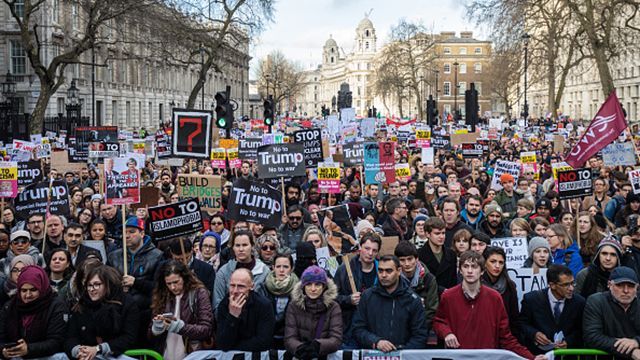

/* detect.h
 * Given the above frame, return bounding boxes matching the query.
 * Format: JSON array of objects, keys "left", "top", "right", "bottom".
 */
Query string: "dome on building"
[
  {"left": 357, "top": 17, "right": 374, "bottom": 31},
  {"left": 325, "top": 36, "right": 337, "bottom": 47}
]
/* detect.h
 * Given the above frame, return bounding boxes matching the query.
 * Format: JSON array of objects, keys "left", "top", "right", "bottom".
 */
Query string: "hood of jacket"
[
  {"left": 6, "top": 246, "right": 41, "bottom": 260},
  {"left": 460, "top": 209, "right": 484, "bottom": 225},
  {"left": 291, "top": 278, "right": 338, "bottom": 309}
]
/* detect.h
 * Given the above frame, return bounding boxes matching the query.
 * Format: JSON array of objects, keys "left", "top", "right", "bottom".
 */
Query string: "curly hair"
[{"left": 151, "top": 260, "right": 205, "bottom": 315}]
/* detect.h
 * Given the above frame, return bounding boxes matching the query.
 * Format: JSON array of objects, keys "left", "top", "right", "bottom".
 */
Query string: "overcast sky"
[{"left": 248, "top": 0, "right": 482, "bottom": 79}]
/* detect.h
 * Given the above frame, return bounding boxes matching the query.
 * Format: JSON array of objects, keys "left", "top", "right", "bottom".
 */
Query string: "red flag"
[{"left": 565, "top": 91, "right": 627, "bottom": 168}]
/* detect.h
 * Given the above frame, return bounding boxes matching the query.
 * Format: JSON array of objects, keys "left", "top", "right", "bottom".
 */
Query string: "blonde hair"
[{"left": 302, "top": 226, "right": 327, "bottom": 247}]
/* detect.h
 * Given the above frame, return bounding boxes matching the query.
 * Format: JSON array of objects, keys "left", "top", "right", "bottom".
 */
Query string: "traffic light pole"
[{"left": 225, "top": 85, "right": 231, "bottom": 139}]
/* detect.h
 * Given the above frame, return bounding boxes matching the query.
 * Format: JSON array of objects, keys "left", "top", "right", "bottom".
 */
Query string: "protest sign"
[
  {"left": 416, "top": 128, "right": 431, "bottom": 148},
  {"left": 226, "top": 148, "right": 241, "bottom": 169},
  {"left": 360, "top": 118, "right": 376, "bottom": 138},
  {"left": 379, "top": 236, "right": 400, "bottom": 257},
  {"left": 317, "top": 163, "right": 341, "bottom": 193},
  {"left": 103, "top": 157, "right": 140, "bottom": 205},
  {"left": 490, "top": 160, "right": 521, "bottom": 190},
  {"left": 238, "top": 137, "right": 262, "bottom": 161},
  {"left": 431, "top": 135, "right": 451, "bottom": 150},
  {"left": 156, "top": 129, "right": 172, "bottom": 158},
  {"left": 343, "top": 143, "right": 364, "bottom": 167},
  {"left": 131, "top": 187, "right": 160, "bottom": 210},
  {"left": 256, "top": 143, "right": 306, "bottom": 179},
  {"left": 72, "top": 126, "right": 119, "bottom": 162},
  {"left": 557, "top": 168, "right": 593, "bottom": 200},
  {"left": 177, "top": 174, "right": 223, "bottom": 211},
  {"left": 553, "top": 135, "right": 565, "bottom": 154},
  {"left": 508, "top": 268, "right": 548, "bottom": 310},
  {"left": 451, "top": 132, "right": 479, "bottom": 146},
  {"left": 17, "top": 161, "right": 43, "bottom": 187},
  {"left": 34, "top": 139, "right": 51, "bottom": 159},
  {"left": 52, "top": 150, "right": 84, "bottom": 173},
  {"left": 340, "top": 108, "right": 356, "bottom": 124},
  {"left": 421, "top": 147, "right": 435, "bottom": 165},
  {"left": 0, "top": 161, "right": 18, "bottom": 198},
  {"left": 172, "top": 109, "right": 212, "bottom": 158},
  {"left": 520, "top": 151, "right": 537, "bottom": 164},
  {"left": 461, "top": 143, "right": 483, "bottom": 158},
  {"left": 14, "top": 180, "right": 70, "bottom": 219},
  {"left": 630, "top": 169, "right": 640, "bottom": 194},
  {"left": 395, "top": 163, "right": 411, "bottom": 182},
  {"left": 227, "top": 178, "right": 282, "bottom": 228},
  {"left": 491, "top": 237, "right": 528, "bottom": 268},
  {"left": 601, "top": 142, "right": 636, "bottom": 166},
  {"left": 219, "top": 138, "right": 239, "bottom": 149},
  {"left": 294, "top": 128, "right": 323, "bottom": 167},
  {"left": 364, "top": 142, "right": 396, "bottom": 184},
  {"left": 316, "top": 246, "right": 339, "bottom": 277},
  {"left": 149, "top": 198, "right": 203, "bottom": 241},
  {"left": 210, "top": 148, "right": 227, "bottom": 169},
  {"left": 88, "top": 142, "right": 120, "bottom": 159}
]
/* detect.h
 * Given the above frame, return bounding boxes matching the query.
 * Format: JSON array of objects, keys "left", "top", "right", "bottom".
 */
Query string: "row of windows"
[
  {"left": 442, "top": 62, "right": 482, "bottom": 74},
  {"left": 442, "top": 81, "right": 482, "bottom": 96},
  {"left": 443, "top": 47, "right": 483, "bottom": 55}
]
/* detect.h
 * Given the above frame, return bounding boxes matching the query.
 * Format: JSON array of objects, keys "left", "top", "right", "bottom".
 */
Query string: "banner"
[
  {"left": 17, "top": 160, "right": 43, "bottom": 187},
  {"left": 490, "top": 160, "right": 520, "bottom": 190},
  {"left": 294, "top": 128, "right": 323, "bottom": 167},
  {"left": 0, "top": 161, "right": 18, "bottom": 198},
  {"left": 601, "top": 142, "right": 636, "bottom": 166},
  {"left": 364, "top": 142, "right": 396, "bottom": 184},
  {"left": 256, "top": 143, "right": 306, "bottom": 179},
  {"left": 88, "top": 142, "right": 120, "bottom": 159},
  {"left": 565, "top": 91, "right": 627, "bottom": 168},
  {"left": 14, "top": 180, "right": 70, "bottom": 220},
  {"left": 227, "top": 178, "right": 282, "bottom": 228},
  {"left": 508, "top": 268, "right": 548, "bottom": 310},
  {"left": 176, "top": 174, "right": 223, "bottom": 212},
  {"left": 238, "top": 137, "right": 263, "bottom": 161},
  {"left": 317, "top": 163, "right": 341, "bottom": 194},
  {"left": 630, "top": 169, "right": 640, "bottom": 194},
  {"left": 461, "top": 143, "right": 483, "bottom": 158},
  {"left": 149, "top": 198, "right": 203, "bottom": 241},
  {"left": 104, "top": 157, "right": 140, "bottom": 205},
  {"left": 490, "top": 237, "right": 528, "bottom": 268},
  {"left": 210, "top": 148, "right": 227, "bottom": 169},
  {"left": 71, "top": 126, "right": 119, "bottom": 162},
  {"left": 343, "top": 143, "right": 364, "bottom": 167},
  {"left": 395, "top": 163, "right": 411, "bottom": 182},
  {"left": 172, "top": 109, "right": 212, "bottom": 158},
  {"left": 558, "top": 168, "right": 593, "bottom": 200}
]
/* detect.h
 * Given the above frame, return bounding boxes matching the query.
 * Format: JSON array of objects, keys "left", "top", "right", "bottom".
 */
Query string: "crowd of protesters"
[{"left": 1, "top": 116, "right": 640, "bottom": 360}]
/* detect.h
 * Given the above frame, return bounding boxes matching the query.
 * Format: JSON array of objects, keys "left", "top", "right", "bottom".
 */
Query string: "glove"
[
  {"left": 151, "top": 319, "right": 167, "bottom": 335},
  {"left": 309, "top": 340, "right": 320, "bottom": 358},
  {"left": 167, "top": 319, "right": 185, "bottom": 334},
  {"left": 294, "top": 342, "right": 315, "bottom": 360}
]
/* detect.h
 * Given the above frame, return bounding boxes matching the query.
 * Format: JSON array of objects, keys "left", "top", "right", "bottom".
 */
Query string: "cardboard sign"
[
  {"left": 364, "top": 142, "right": 396, "bottom": 184},
  {"left": 343, "top": 143, "right": 364, "bottom": 167},
  {"left": 557, "top": 168, "right": 593, "bottom": 200},
  {"left": 490, "top": 237, "right": 528, "bottom": 268},
  {"left": 14, "top": 180, "right": 70, "bottom": 220},
  {"left": 149, "top": 198, "right": 203, "bottom": 241},
  {"left": 238, "top": 137, "right": 262, "bottom": 161},
  {"left": 176, "top": 174, "right": 223, "bottom": 212},
  {"left": 601, "top": 142, "right": 636, "bottom": 166},
  {"left": 317, "top": 163, "right": 341, "bottom": 194},
  {"left": 256, "top": 143, "right": 306, "bottom": 179},
  {"left": 17, "top": 161, "right": 43, "bottom": 187},
  {"left": 491, "top": 160, "right": 521, "bottom": 190},
  {"left": 553, "top": 135, "right": 565, "bottom": 154},
  {"left": 395, "top": 163, "right": 411, "bottom": 182},
  {"left": 379, "top": 236, "right": 400, "bottom": 256},
  {"left": 461, "top": 143, "right": 483, "bottom": 158},
  {"left": 227, "top": 178, "right": 282, "bottom": 228},
  {"left": 0, "top": 161, "right": 18, "bottom": 198},
  {"left": 508, "top": 268, "right": 548, "bottom": 310},
  {"left": 131, "top": 187, "right": 160, "bottom": 210},
  {"left": 103, "top": 157, "right": 140, "bottom": 205},
  {"left": 294, "top": 128, "right": 323, "bottom": 168},
  {"left": 51, "top": 150, "right": 84, "bottom": 173},
  {"left": 451, "top": 132, "right": 479, "bottom": 146},
  {"left": 172, "top": 109, "right": 212, "bottom": 158}
]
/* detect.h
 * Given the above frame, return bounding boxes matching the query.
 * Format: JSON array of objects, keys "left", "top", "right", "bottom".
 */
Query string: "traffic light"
[
  {"left": 214, "top": 90, "right": 233, "bottom": 129},
  {"left": 427, "top": 95, "right": 435, "bottom": 127},
  {"left": 465, "top": 83, "right": 479, "bottom": 132},
  {"left": 263, "top": 97, "right": 274, "bottom": 126}
]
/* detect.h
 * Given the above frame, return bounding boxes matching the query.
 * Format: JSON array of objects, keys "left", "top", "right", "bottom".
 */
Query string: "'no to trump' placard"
[
  {"left": 227, "top": 178, "right": 282, "bottom": 228},
  {"left": 257, "top": 143, "right": 306, "bottom": 179}
]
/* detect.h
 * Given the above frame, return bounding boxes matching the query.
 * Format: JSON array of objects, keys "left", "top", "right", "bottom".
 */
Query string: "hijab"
[{"left": 7, "top": 266, "right": 54, "bottom": 341}]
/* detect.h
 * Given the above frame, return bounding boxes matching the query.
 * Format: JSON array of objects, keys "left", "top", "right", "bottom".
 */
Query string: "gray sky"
[{"left": 249, "top": 0, "right": 481, "bottom": 79}]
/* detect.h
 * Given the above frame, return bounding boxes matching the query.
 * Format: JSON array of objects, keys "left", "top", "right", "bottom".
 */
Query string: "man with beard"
[
  {"left": 381, "top": 198, "right": 412, "bottom": 241},
  {"left": 285, "top": 183, "right": 311, "bottom": 222},
  {"left": 460, "top": 195, "right": 484, "bottom": 231},
  {"left": 100, "top": 203, "right": 123, "bottom": 244},
  {"left": 479, "top": 204, "right": 508, "bottom": 238},
  {"left": 352, "top": 255, "right": 428, "bottom": 350},
  {"left": 440, "top": 197, "right": 472, "bottom": 248},
  {"left": 158, "top": 173, "right": 175, "bottom": 197},
  {"left": 26, "top": 213, "right": 45, "bottom": 249},
  {"left": 278, "top": 205, "right": 311, "bottom": 250},
  {"left": 64, "top": 222, "right": 102, "bottom": 266},
  {"left": 78, "top": 167, "right": 92, "bottom": 188},
  {"left": 343, "top": 181, "right": 372, "bottom": 212}
]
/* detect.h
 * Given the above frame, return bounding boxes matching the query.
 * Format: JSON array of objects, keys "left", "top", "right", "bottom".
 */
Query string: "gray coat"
[
  {"left": 583, "top": 291, "right": 640, "bottom": 357},
  {"left": 212, "top": 258, "right": 270, "bottom": 311}
]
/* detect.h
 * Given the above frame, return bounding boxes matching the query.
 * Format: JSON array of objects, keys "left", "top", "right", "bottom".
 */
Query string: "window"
[
  {"left": 444, "top": 47, "right": 451, "bottom": 54},
  {"left": 51, "top": 0, "right": 59, "bottom": 23},
  {"left": 443, "top": 82, "right": 451, "bottom": 96},
  {"left": 459, "top": 82, "right": 466, "bottom": 93},
  {"left": 13, "top": 0, "right": 24, "bottom": 18},
  {"left": 476, "top": 82, "right": 482, "bottom": 96},
  {"left": 474, "top": 63, "right": 482, "bottom": 73},
  {"left": 459, "top": 47, "right": 467, "bottom": 55},
  {"left": 330, "top": 57, "right": 334, "bottom": 63},
  {"left": 365, "top": 42, "right": 369, "bottom": 50},
  {"left": 475, "top": 47, "right": 482, "bottom": 54},
  {"left": 444, "top": 63, "right": 451, "bottom": 74},
  {"left": 10, "top": 40, "right": 26, "bottom": 74},
  {"left": 72, "top": 3, "right": 79, "bottom": 29},
  {"left": 460, "top": 63, "right": 467, "bottom": 74}
]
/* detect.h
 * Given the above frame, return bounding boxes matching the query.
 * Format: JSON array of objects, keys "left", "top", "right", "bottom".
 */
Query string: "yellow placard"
[
  {"left": 395, "top": 163, "right": 411, "bottom": 181},
  {"left": 219, "top": 139, "right": 239, "bottom": 149},
  {"left": 226, "top": 148, "right": 239, "bottom": 160},
  {"left": 416, "top": 129, "right": 431, "bottom": 140},
  {"left": 0, "top": 166, "right": 17, "bottom": 180},
  {"left": 210, "top": 148, "right": 226, "bottom": 160},
  {"left": 318, "top": 165, "right": 340, "bottom": 180},
  {"left": 520, "top": 151, "right": 537, "bottom": 164}
]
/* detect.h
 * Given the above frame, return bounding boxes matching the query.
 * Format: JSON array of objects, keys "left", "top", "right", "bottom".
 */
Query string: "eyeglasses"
[
  {"left": 28, "top": 220, "right": 43, "bottom": 225},
  {"left": 261, "top": 245, "right": 276, "bottom": 251},
  {"left": 211, "top": 222, "right": 224, "bottom": 226},
  {"left": 10, "top": 267, "right": 23, "bottom": 274},
  {"left": 202, "top": 244, "right": 216, "bottom": 250},
  {"left": 11, "top": 238, "right": 29, "bottom": 245},
  {"left": 87, "top": 282, "right": 103, "bottom": 290},
  {"left": 555, "top": 281, "right": 576, "bottom": 288},
  {"left": 288, "top": 216, "right": 302, "bottom": 221}
]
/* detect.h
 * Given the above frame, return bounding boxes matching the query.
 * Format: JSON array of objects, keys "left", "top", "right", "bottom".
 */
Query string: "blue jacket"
[
  {"left": 460, "top": 209, "right": 484, "bottom": 231},
  {"left": 551, "top": 243, "right": 583, "bottom": 276},
  {"left": 351, "top": 279, "right": 428, "bottom": 349}
]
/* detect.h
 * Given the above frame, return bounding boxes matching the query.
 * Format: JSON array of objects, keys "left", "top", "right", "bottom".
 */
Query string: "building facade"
[{"left": 0, "top": 0, "right": 250, "bottom": 130}]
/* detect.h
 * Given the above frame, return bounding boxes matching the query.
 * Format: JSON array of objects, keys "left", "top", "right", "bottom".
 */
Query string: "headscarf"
[
  {"left": 3, "top": 255, "right": 36, "bottom": 295},
  {"left": 7, "top": 266, "right": 54, "bottom": 341}
]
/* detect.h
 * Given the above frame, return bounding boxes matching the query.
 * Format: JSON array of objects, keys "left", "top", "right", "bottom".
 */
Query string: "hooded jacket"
[
  {"left": 284, "top": 280, "right": 342, "bottom": 355},
  {"left": 460, "top": 209, "right": 484, "bottom": 231},
  {"left": 478, "top": 218, "right": 509, "bottom": 239},
  {"left": 551, "top": 242, "right": 583, "bottom": 277},
  {"left": 351, "top": 279, "right": 428, "bottom": 349},
  {"left": 576, "top": 243, "right": 621, "bottom": 298}
]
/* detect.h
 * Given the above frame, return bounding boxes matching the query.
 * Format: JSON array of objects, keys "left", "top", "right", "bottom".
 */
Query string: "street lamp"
[
  {"left": 419, "top": 75, "right": 424, "bottom": 120},
  {"left": 453, "top": 61, "right": 459, "bottom": 119},
  {"left": 66, "top": 79, "right": 82, "bottom": 131},
  {"left": 522, "top": 33, "right": 531, "bottom": 125}
]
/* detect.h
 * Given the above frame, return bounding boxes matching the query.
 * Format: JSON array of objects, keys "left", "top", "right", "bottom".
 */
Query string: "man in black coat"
[
  {"left": 517, "top": 264, "right": 585, "bottom": 354},
  {"left": 216, "top": 268, "right": 275, "bottom": 352},
  {"left": 417, "top": 217, "right": 458, "bottom": 294},
  {"left": 166, "top": 238, "right": 216, "bottom": 297}
]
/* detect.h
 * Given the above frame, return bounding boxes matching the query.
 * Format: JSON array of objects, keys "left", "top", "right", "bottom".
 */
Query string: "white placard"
[
  {"left": 490, "top": 237, "right": 528, "bottom": 269},
  {"left": 508, "top": 268, "right": 548, "bottom": 310}
]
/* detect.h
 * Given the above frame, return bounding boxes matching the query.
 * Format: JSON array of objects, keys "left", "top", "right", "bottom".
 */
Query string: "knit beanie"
[
  {"left": 485, "top": 203, "right": 503, "bottom": 217},
  {"left": 412, "top": 214, "right": 428, "bottom": 228},
  {"left": 356, "top": 219, "right": 375, "bottom": 239},
  {"left": 596, "top": 236, "right": 623, "bottom": 260},
  {"left": 300, "top": 265, "right": 328, "bottom": 286},
  {"left": 200, "top": 230, "right": 222, "bottom": 253},
  {"left": 527, "top": 236, "right": 551, "bottom": 258}
]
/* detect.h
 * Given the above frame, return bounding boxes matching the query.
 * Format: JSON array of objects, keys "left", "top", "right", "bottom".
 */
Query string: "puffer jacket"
[
  {"left": 284, "top": 280, "right": 342, "bottom": 356},
  {"left": 107, "top": 236, "right": 163, "bottom": 308},
  {"left": 351, "top": 279, "right": 428, "bottom": 349},
  {"left": 213, "top": 258, "right": 270, "bottom": 310},
  {"left": 0, "top": 247, "right": 46, "bottom": 275}
]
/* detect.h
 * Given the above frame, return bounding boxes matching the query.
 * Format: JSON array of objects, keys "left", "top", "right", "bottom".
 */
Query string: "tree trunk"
[
  {"left": 187, "top": 72, "right": 207, "bottom": 110},
  {"left": 30, "top": 83, "right": 55, "bottom": 135},
  {"left": 546, "top": 34, "right": 557, "bottom": 120},
  {"left": 397, "top": 91, "right": 404, "bottom": 118},
  {"left": 592, "top": 44, "right": 615, "bottom": 97}
]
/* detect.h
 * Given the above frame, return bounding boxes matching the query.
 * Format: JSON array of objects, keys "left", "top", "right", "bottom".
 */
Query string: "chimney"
[
  {"left": 439, "top": 31, "right": 456, "bottom": 39},
  {"left": 460, "top": 31, "right": 474, "bottom": 39}
]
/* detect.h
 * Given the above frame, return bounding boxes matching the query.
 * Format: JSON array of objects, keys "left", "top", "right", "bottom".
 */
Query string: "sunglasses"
[
  {"left": 211, "top": 222, "right": 224, "bottom": 226},
  {"left": 261, "top": 245, "right": 276, "bottom": 251},
  {"left": 11, "top": 238, "right": 29, "bottom": 245},
  {"left": 289, "top": 216, "right": 302, "bottom": 221}
]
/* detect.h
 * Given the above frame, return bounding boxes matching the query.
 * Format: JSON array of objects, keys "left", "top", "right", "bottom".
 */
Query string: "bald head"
[{"left": 229, "top": 268, "right": 254, "bottom": 299}]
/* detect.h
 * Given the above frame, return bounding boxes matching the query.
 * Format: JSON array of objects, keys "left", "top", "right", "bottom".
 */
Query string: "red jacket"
[{"left": 433, "top": 284, "right": 534, "bottom": 359}]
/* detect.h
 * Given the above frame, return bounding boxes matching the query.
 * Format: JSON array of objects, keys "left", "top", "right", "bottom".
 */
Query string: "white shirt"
[{"left": 548, "top": 289, "right": 565, "bottom": 315}]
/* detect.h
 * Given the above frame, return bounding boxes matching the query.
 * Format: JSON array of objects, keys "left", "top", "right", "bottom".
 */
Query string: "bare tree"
[
  {"left": 484, "top": 45, "right": 522, "bottom": 119},
  {"left": 254, "top": 50, "right": 306, "bottom": 113},
  {"left": 3, "top": 0, "right": 158, "bottom": 134},
  {"left": 372, "top": 45, "right": 409, "bottom": 117}
]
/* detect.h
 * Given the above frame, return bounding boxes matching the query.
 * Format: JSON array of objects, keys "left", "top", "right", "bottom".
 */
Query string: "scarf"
[
  {"left": 581, "top": 263, "right": 611, "bottom": 298},
  {"left": 7, "top": 290, "right": 54, "bottom": 341},
  {"left": 264, "top": 272, "right": 299, "bottom": 296},
  {"left": 235, "top": 257, "right": 256, "bottom": 271},
  {"left": 79, "top": 293, "right": 125, "bottom": 338},
  {"left": 482, "top": 272, "right": 507, "bottom": 294},
  {"left": 407, "top": 262, "right": 426, "bottom": 288},
  {"left": 304, "top": 296, "right": 327, "bottom": 314}
]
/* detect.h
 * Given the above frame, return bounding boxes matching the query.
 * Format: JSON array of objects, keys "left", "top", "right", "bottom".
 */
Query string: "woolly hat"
[
  {"left": 500, "top": 173, "right": 515, "bottom": 183},
  {"left": 536, "top": 198, "right": 551, "bottom": 210},
  {"left": 356, "top": 219, "right": 375, "bottom": 239},
  {"left": 596, "top": 236, "right": 623, "bottom": 260},
  {"left": 527, "top": 236, "right": 551, "bottom": 258},
  {"left": 300, "top": 265, "right": 328, "bottom": 286},
  {"left": 200, "top": 230, "right": 221, "bottom": 252},
  {"left": 485, "top": 203, "right": 503, "bottom": 217},
  {"left": 412, "top": 214, "right": 428, "bottom": 228}
]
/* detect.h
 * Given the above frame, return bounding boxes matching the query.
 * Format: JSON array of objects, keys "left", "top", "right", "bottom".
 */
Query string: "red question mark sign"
[{"left": 178, "top": 117, "right": 203, "bottom": 152}]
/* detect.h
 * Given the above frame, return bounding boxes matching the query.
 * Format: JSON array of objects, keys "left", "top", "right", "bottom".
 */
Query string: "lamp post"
[
  {"left": 199, "top": 46, "right": 205, "bottom": 110},
  {"left": 522, "top": 33, "right": 531, "bottom": 125},
  {"left": 453, "top": 61, "right": 459, "bottom": 119},
  {"left": 419, "top": 75, "right": 424, "bottom": 121},
  {"left": 66, "top": 79, "right": 82, "bottom": 132}
]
